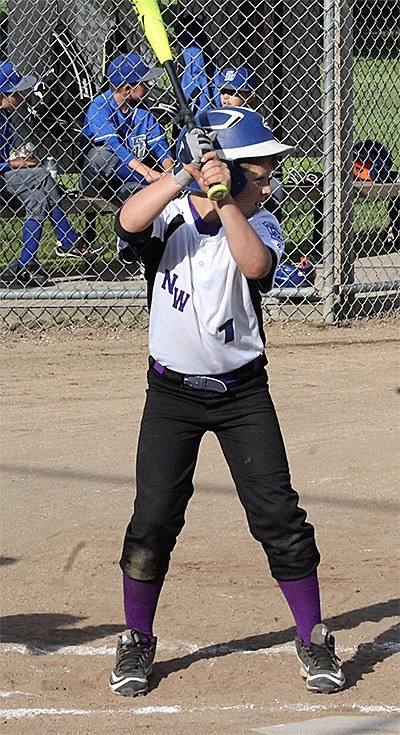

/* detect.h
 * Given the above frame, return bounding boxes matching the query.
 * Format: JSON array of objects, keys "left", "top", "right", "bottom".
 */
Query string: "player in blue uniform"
[
  {"left": 109, "top": 108, "right": 345, "bottom": 698},
  {"left": 215, "top": 65, "right": 283, "bottom": 223},
  {"left": 80, "top": 52, "right": 174, "bottom": 199},
  {"left": 0, "top": 61, "right": 100, "bottom": 288},
  {"left": 215, "top": 65, "right": 259, "bottom": 109}
]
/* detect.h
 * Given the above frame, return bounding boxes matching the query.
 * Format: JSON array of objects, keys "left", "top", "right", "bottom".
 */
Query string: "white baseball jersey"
[{"left": 144, "top": 195, "right": 284, "bottom": 374}]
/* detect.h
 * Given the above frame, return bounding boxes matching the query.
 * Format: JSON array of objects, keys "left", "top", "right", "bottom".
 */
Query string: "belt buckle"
[{"left": 183, "top": 375, "right": 227, "bottom": 393}]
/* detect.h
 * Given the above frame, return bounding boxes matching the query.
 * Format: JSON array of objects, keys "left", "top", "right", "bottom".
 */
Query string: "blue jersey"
[
  {"left": 180, "top": 45, "right": 218, "bottom": 115},
  {"left": 0, "top": 109, "right": 14, "bottom": 173},
  {"left": 81, "top": 91, "right": 173, "bottom": 173}
]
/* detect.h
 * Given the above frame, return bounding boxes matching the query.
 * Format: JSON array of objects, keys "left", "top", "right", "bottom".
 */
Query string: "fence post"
[
  {"left": 322, "top": 0, "right": 338, "bottom": 322},
  {"left": 323, "top": 0, "right": 354, "bottom": 322},
  {"left": 338, "top": 0, "right": 355, "bottom": 319}
]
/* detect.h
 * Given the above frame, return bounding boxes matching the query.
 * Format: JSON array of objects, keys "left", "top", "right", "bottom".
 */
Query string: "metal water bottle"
[{"left": 46, "top": 156, "right": 58, "bottom": 181}]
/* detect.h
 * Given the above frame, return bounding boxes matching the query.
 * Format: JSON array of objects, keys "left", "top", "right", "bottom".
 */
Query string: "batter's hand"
[
  {"left": 188, "top": 150, "right": 232, "bottom": 198},
  {"left": 172, "top": 128, "right": 215, "bottom": 187}
]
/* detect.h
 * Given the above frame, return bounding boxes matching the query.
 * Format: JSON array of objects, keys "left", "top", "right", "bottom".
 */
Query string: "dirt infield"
[{"left": 0, "top": 318, "right": 399, "bottom": 734}]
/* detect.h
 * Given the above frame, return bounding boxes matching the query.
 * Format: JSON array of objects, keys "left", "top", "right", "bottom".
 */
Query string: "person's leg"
[
  {"left": 214, "top": 373, "right": 344, "bottom": 692},
  {"left": 80, "top": 151, "right": 144, "bottom": 255},
  {"left": 2, "top": 215, "right": 49, "bottom": 286},
  {"left": 2, "top": 167, "right": 86, "bottom": 260},
  {"left": 1, "top": 170, "right": 52, "bottom": 285},
  {"left": 277, "top": 571, "right": 321, "bottom": 646},
  {"left": 50, "top": 204, "right": 79, "bottom": 247},
  {"left": 123, "top": 574, "right": 163, "bottom": 638},
  {"left": 111, "top": 370, "right": 205, "bottom": 697},
  {"left": 80, "top": 146, "right": 120, "bottom": 197},
  {"left": 34, "top": 170, "right": 101, "bottom": 258},
  {"left": 19, "top": 219, "right": 43, "bottom": 265},
  {"left": 26, "top": 169, "right": 98, "bottom": 259},
  {"left": 3, "top": 169, "right": 48, "bottom": 264},
  {"left": 120, "top": 371, "right": 205, "bottom": 583},
  {"left": 214, "top": 374, "right": 320, "bottom": 585}
]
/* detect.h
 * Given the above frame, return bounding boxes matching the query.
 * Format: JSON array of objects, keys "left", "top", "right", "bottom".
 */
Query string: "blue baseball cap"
[
  {"left": 107, "top": 53, "right": 163, "bottom": 87},
  {"left": 0, "top": 61, "right": 37, "bottom": 94},
  {"left": 216, "top": 67, "right": 259, "bottom": 93}
]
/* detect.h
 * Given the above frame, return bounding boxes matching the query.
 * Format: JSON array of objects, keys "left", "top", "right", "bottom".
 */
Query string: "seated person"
[
  {"left": 216, "top": 65, "right": 284, "bottom": 222},
  {"left": 80, "top": 52, "right": 174, "bottom": 202},
  {"left": 0, "top": 61, "right": 101, "bottom": 288},
  {"left": 215, "top": 66, "right": 259, "bottom": 109}
]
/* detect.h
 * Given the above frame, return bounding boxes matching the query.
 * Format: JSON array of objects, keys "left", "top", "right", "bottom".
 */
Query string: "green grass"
[
  {"left": 353, "top": 56, "right": 400, "bottom": 166},
  {"left": 282, "top": 197, "right": 394, "bottom": 261},
  {"left": 1, "top": 195, "right": 393, "bottom": 274},
  {"left": 0, "top": 212, "right": 119, "bottom": 272},
  {"left": 280, "top": 55, "right": 399, "bottom": 177}
]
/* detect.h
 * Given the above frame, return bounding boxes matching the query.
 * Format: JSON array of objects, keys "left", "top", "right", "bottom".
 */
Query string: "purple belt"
[{"left": 149, "top": 354, "right": 266, "bottom": 393}]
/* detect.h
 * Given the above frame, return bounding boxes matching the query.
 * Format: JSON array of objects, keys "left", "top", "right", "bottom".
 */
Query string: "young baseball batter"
[{"left": 110, "top": 107, "right": 345, "bottom": 697}]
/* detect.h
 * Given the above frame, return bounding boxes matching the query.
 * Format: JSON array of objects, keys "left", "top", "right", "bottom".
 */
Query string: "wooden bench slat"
[
  {"left": 60, "top": 196, "right": 121, "bottom": 214},
  {"left": 283, "top": 181, "right": 400, "bottom": 203},
  {"left": 0, "top": 195, "right": 121, "bottom": 219}
]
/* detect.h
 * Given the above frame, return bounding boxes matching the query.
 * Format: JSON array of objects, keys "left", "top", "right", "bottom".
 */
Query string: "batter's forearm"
[
  {"left": 119, "top": 174, "right": 181, "bottom": 233},
  {"left": 216, "top": 200, "right": 272, "bottom": 279}
]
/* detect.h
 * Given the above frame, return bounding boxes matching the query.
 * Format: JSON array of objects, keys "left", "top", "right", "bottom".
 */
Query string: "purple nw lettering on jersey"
[
  {"left": 161, "top": 269, "right": 190, "bottom": 312},
  {"left": 172, "top": 288, "right": 190, "bottom": 312},
  {"left": 162, "top": 269, "right": 178, "bottom": 294}
]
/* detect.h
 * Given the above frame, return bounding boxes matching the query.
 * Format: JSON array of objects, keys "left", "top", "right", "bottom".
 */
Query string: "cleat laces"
[
  {"left": 115, "top": 632, "right": 153, "bottom": 674},
  {"left": 305, "top": 640, "right": 340, "bottom": 671}
]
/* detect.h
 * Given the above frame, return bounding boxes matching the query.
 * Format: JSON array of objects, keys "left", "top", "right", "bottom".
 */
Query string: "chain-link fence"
[{"left": 0, "top": 0, "right": 399, "bottom": 329}]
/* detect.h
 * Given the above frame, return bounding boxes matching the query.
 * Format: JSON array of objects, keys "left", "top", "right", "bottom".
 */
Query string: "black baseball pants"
[{"left": 120, "top": 367, "right": 320, "bottom": 582}]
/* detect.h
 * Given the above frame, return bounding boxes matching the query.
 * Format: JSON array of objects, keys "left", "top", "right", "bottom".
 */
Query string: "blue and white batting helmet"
[{"left": 177, "top": 107, "right": 295, "bottom": 195}]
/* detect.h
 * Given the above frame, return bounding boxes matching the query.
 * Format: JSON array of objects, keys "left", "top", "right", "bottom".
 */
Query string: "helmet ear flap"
[{"left": 227, "top": 162, "right": 248, "bottom": 196}]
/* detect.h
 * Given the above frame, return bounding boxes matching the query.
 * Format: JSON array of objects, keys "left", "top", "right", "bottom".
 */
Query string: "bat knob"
[{"left": 207, "top": 183, "right": 229, "bottom": 202}]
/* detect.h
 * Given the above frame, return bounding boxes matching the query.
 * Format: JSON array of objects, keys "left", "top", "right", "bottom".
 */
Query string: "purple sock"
[
  {"left": 123, "top": 572, "right": 163, "bottom": 638},
  {"left": 278, "top": 570, "right": 321, "bottom": 646}
]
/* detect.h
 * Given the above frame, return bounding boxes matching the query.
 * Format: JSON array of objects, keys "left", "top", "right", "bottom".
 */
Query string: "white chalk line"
[
  {"left": 1, "top": 640, "right": 399, "bottom": 657},
  {"left": 2, "top": 640, "right": 399, "bottom": 721},
  {"left": 1, "top": 702, "right": 399, "bottom": 720}
]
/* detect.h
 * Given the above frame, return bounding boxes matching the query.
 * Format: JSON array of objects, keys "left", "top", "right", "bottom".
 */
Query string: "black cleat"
[
  {"left": 295, "top": 623, "right": 345, "bottom": 693},
  {"left": 109, "top": 629, "right": 157, "bottom": 697},
  {"left": 55, "top": 239, "right": 104, "bottom": 260},
  {"left": 2, "top": 260, "right": 49, "bottom": 287},
  {"left": 1, "top": 259, "right": 20, "bottom": 284},
  {"left": 17, "top": 261, "right": 50, "bottom": 287}
]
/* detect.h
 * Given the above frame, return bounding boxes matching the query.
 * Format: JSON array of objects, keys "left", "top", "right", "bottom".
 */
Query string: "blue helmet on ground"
[
  {"left": 177, "top": 107, "right": 295, "bottom": 195},
  {"left": 274, "top": 257, "right": 315, "bottom": 288}
]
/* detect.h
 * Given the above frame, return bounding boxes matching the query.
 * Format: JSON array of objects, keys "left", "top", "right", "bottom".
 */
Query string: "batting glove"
[{"left": 172, "top": 128, "right": 216, "bottom": 188}]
